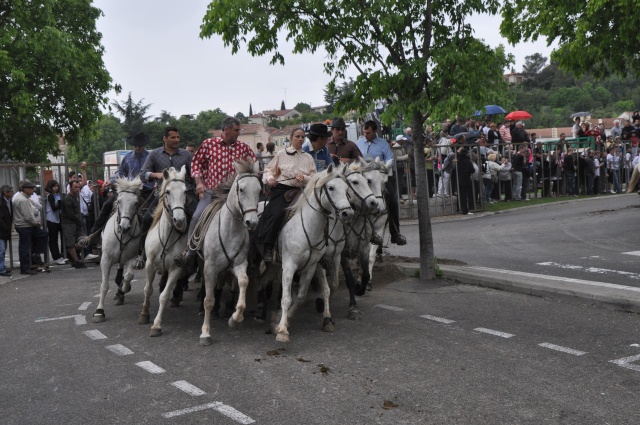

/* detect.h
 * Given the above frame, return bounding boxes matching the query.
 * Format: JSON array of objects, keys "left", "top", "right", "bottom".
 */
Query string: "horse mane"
[
  {"left": 359, "top": 158, "right": 389, "bottom": 174},
  {"left": 288, "top": 164, "right": 344, "bottom": 215},
  {"left": 201, "top": 159, "right": 258, "bottom": 221},
  {"left": 115, "top": 177, "right": 143, "bottom": 193}
]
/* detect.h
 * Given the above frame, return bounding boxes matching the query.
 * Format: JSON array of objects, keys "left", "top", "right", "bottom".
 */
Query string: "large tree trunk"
[{"left": 410, "top": 110, "right": 435, "bottom": 281}]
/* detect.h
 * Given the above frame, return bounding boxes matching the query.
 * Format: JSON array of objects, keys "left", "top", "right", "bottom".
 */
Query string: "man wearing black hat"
[
  {"left": 13, "top": 181, "right": 48, "bottom": 275},
  {"left": 302, "top": 123, "right": 332, "bottom": 171},
  {"left": 91, "top": 131, "right": 153, "bottom": 234},
  {"left": 327, "top": 118, "right": 361, "bottom": 164}
]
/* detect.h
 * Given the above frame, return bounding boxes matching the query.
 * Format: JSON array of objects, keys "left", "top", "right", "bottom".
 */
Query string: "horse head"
[
  {"left": 231, "top": 160, "right": 261, "bottom": 230},
  {"left": 362, "top": 158, "right": 392, "bottom": 214},
  {"left": 115, "top": 177, "right": 143, "bottom": 233},
  {"left": 344, "top": 161, "right": 378, "bottom": 213},
  {"left": 320, "top": 163, "right": 354, "bottom": 223},
  {"left": 162, "top": 165, "right": 188, "bottom": 233}
]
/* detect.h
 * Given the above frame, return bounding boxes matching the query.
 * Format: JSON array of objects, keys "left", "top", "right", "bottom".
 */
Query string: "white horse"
[
  {"left": 366, "top": 158, "right": 394, "bottom": 292},
  {"left": 335, "top": 158, "right": 390, "bottom": 319},
  {"left": 274, "top": 164, "right": 354, "bottom": 343},
  {"left": 198, "top": 161, "right": 261, "bottom": 346},
  {"left": 138, "top": 166, "right": 189, "bottom": 335},
  {"left": 321, "top": 161, "right": 380, "bottom": 314},
  {"left": 92, "top": 177, "right": 144, "bottom": 323}
]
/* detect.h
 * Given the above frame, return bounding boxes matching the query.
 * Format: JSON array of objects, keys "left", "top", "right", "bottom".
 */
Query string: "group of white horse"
[{"left": 92, "top": 158, "right": 394, "bottom": 344}]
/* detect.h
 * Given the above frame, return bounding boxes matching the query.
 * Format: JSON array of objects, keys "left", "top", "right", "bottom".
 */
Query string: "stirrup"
[{"left": 370, "top": 232, "right": 383, "bottom": 246}]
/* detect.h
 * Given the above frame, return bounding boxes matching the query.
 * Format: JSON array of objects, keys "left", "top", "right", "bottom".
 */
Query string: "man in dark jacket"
[
  {"left": 454, "top": 147, "right": 477, "bottom": 215},
  {"left": 61, "top": 181, "right": 87, "bottom": 268},
  {"left": 0, "top": 185, "right": 14, "bottom": 276},
  {"left": 584, "top": 149, "right": 596, "bottom": 195}
]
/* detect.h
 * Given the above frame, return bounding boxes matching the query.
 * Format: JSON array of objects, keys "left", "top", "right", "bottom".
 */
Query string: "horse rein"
[{"left": 226, "top": 173, "right": 261, "bottom": 220}]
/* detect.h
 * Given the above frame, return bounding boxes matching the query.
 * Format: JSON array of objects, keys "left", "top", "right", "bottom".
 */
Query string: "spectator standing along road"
[
  {"left": 0, "top": 185, "right": 14, "bottom": 277},
  {"left": 61, "top": 181, "right": 87, "bottom": 269},
  {"left": 13, "top": 181, "right": 48, "bottom": 275}
]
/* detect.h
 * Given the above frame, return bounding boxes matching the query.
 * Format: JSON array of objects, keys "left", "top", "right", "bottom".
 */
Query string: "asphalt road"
[
  {"left": 391, "top": 194, "right": 640, "bottom": 287},
  {"left": 3, "top": 261, "right": 640, "bottom": 424}
]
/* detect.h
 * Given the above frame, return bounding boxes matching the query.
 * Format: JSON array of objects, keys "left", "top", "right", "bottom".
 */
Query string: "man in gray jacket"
[{"left": 13, "top": 181, "right": 48, "bottom": 275}]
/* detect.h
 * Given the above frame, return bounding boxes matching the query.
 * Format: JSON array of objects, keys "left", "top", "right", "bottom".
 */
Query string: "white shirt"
[
  {"left": 593, "top": 157, "right": 600, "bottom": 177},
  {"left": 80, "top": 185, "right": 92, "bottom": 216}
]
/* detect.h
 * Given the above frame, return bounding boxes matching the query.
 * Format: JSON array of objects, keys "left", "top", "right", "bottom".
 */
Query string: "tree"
[
  {"left": 111, "top": 92, "right": 152, "bottom": 137},
  {"left": 201, "top": 0, "right": 512, "bottom": 281},
  {"left": 249, "top": 104, "right": 253, "bottom": 116},
  {"left": 0, "top": 0, "right": 115, "bottom": 162},
  {"left": 294, "top": 102, "right": 311, "bottom": 113},
  {"left": 235, "top": 111, "right": 248, "bottom": 123},
  {"left": 522, "top": 53, "right": 547, "bottom": 77},
  {"left": 67, "top": 114, "right": 126, "bottom": 165},
  {"left": 500, "top": 2, "right": 638, "bottom": 79},
  {"left": 280, "top": 100, "right": 286, "bottom": 110}
]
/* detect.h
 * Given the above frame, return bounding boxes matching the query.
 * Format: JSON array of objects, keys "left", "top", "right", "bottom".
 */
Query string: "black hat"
[
  {"left": 128, "top": 131, "right": 149, "bottom": 147},
  {"left": 330, "top": 118, "right": 346, "bottom": 129},
  {"left": 308, "top": 123, "right": 331, "bottom": 138}
]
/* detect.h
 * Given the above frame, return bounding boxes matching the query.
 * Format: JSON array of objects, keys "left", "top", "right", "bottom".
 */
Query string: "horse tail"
[{"left": 627, "top": 164, "right": 640, "bottom": 194}]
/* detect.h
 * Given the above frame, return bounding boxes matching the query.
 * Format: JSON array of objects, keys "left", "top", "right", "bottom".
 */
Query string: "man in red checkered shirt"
[{"left": 175, "top": 116, "right": 256, "bottom": 271}]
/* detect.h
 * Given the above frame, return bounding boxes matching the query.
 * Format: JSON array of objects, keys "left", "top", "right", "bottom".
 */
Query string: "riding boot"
[
  {"left": 91, "top": 194, "right": 116, "bottom": 233},
  {"left": 133, "top": 220, "right": 150, "bottom": 270}
]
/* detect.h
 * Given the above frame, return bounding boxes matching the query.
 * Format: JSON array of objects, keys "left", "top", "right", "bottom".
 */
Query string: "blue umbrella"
[{"left": 473, "top": 105, "right": 507, "bottom": 116}]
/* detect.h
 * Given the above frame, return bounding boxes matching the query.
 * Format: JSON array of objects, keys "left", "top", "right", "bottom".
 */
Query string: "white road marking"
[
  {"left": 136, "top": 361, "right": 166, "bottom": 374},
  {"left": 537, "top": 262, "right": 640, "bottom": 280},
  {"left": 375, "top": 304, "right": 405, "bottom": 312},
  {"left": 609, "top": 354, "right": 640, "bottom": 372},
  {"left": 78, "top": 302, "right": 91, "bottom": 311},
  {"left": 83, "top": 329, "right": 107, "bottom": 340},
  {"left": 93, "top": 293, "right": 100, "bottom": 297},
  {"left": 474, "top": 327, "right": 514, "bottom": 338},
  {"left": 538, "top": 342, "right": 587, "bottom": 356},
  {"left": 622, "top": 251, "right": 640, "bottom": 257},
  {"left": 106, "top": 344, "right": 134, "bottom": 356},
  {"left": 35, "top": 314, "right": 86, "bottom": 326},
  {"left": 162, "top": 402, "right": 255, "bottom": 423},
  {"left": 420, "top": 314, "right": 455, "bottom": 324},
  {"left": 171, "top": 380, "right": 206, "bottom": 396},
  {"left": 468, "top": 266, "right": 640, "bottom": 292}
]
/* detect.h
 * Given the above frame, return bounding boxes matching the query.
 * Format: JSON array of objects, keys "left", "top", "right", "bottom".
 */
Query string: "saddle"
[{"left": 282, "top": 188, "right": 303, "bottom": 224}]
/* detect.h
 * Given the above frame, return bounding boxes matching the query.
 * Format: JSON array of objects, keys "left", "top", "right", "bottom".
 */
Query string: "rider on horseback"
[
  {"left": 137, "top": 126, "right": 197, "bottom": 268},
  {"left": 174, "top": 117, "right": 256, "bottom": 273},
  {"left": 255, "top": 125, "right": 325, "bottom": 263},
  {"left": 91, "top": 132, "right": 153, "bottom": 235}
]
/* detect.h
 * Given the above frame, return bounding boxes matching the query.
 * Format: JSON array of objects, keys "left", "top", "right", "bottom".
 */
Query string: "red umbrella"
[{"left": 505, "top": 110, "right": 532, "bottom": 120}]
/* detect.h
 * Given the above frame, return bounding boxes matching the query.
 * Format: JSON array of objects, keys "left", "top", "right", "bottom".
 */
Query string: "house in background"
[
  {"left": 248, "top": 109, "right": 301, "bottom": 126},
  {"left": 208, "top": 124, "right": 272, "bottom": 151},
  {"left": 503, "top": 72, "right": 527, "bottom": 84}
]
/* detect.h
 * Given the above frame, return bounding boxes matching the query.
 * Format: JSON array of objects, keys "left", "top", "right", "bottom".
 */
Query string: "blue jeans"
[
  {"left": 612, "top": 169, "right": 621, "bottom": 192},
  {"left": 15, "top": 226, "right": 48, "bottom": 273},
  {"left": 483, "top": 179, "right": 493, "bottom": 202},
  {"left": 565, "top": 172, "right": 576, "bottom": 195},
  {"left": 0, "top": 239, "right": 6, "bottom": 273}
]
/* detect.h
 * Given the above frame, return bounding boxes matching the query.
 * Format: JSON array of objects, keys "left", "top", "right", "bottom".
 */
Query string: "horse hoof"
[
  {"left": 122, "top": 283, "right": 131, "bottom": 293},
  {"left": 276, "top": 333, "right": 290, "bottom": 343},
  {"left": 138, "top": 315, "right": 150, "bottom": 325},
  {"left": 228, "top": 317, "right": 239, "bottom": 328},
  {"left": 366, "top": 283, "right": 372, "bottom": 291},
  {"left": 92, "top": 314, "right": 105, "bottom": 323},
  {"left": 315, "top": 298, "right": 324, "bottom": 313},
  {"left": 322, "top": 317, "right": 335, "bottom": 332},
  {"left": 150, "top": 328, "right": 162, "bottom": 337},
  {"left": 354, "top": 285, "right": 366, "bottom": 296},
  {"left": 114, "top": 297, "right": 124, "bottom": 306},
  {"left": 348, "top": 308, "right": 361, "bottom": 320},
  {"left": 199, "top": 336, "right": 213, "bottom": 346},
  {"left": 170, "top": 298, "right": 180, "bottom": 307}
]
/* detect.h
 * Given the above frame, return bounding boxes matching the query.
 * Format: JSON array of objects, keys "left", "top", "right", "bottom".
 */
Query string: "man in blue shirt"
[
  {"left": 356, "top": 120, "right": 406, "bottom": 246},
  {"left": 302, "top": 123, "right": 332, "bottom": 171},
  {"left": 91, "top": 131, "right": 152, "bottom": 233}
]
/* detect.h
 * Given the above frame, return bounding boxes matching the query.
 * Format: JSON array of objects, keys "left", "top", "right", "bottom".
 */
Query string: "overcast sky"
[{"left": 94, "top": 0, "right": 556, "bottom": 119}]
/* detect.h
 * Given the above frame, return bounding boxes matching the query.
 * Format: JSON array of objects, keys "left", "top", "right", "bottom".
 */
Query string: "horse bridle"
[
  {"left": 226, "top": 173, "right": 261, "bottom": 220},
  {"left": 161, "top": 177, "right": 187, "bottom": 231},
  {"left": 343, "top": 170, "right": 376, "bottom": 211},
  {"left": 116, "top": 189, "right": 142, "bottom": 231}
]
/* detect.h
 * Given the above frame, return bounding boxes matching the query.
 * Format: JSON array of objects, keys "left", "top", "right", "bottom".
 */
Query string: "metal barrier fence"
[
  {"left": 0, "top": 162, "right": 121, "bottom": 269},
  {"left": 392, "top": 137, "right": 634, "bottom": 219}
]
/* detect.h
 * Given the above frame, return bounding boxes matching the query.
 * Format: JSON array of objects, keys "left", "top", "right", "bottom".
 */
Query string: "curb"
[{"left": 396, "top": 262, "right": 640, "bottom": 314}]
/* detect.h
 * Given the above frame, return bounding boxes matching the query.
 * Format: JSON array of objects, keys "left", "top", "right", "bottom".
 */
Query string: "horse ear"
[
  {"left": 385, "top": 159, "right": 393, "bottom": 169},
  {"left": 375, "top": 157, "right": 381, "bottom": 164},
  {"left": 326, "top": 163, "right": 334, "bottom": 174},
  {"left": 163, "top": 168, "right": 170, "bottom": 180},
  {"left": 179, "top": 164, "right": 187, "bottom": 177}
]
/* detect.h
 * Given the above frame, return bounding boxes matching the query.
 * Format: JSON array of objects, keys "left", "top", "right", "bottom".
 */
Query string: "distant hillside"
[{"left": 510, "top": 62, "right": 640, "bottom": 129}]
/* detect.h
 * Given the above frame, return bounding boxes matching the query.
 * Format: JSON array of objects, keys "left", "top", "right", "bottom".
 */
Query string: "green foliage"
[
  {"left": 0, "top": 0, "right": 115, "bottom": 162},
  {"left": 111, "top": 92, "right": 152, "bottom": 137},
  {"left": 67, "top": 114, "right": 126, "bottom": 164},
  {"left": 294, "top": 102, "right": 311, "bottom": 113},
  {"left": 500, "top": 0, "right": 640, "bottom": 79},
  {"left": 280, "top": 100, "right": 286, "bottom": 110}
]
